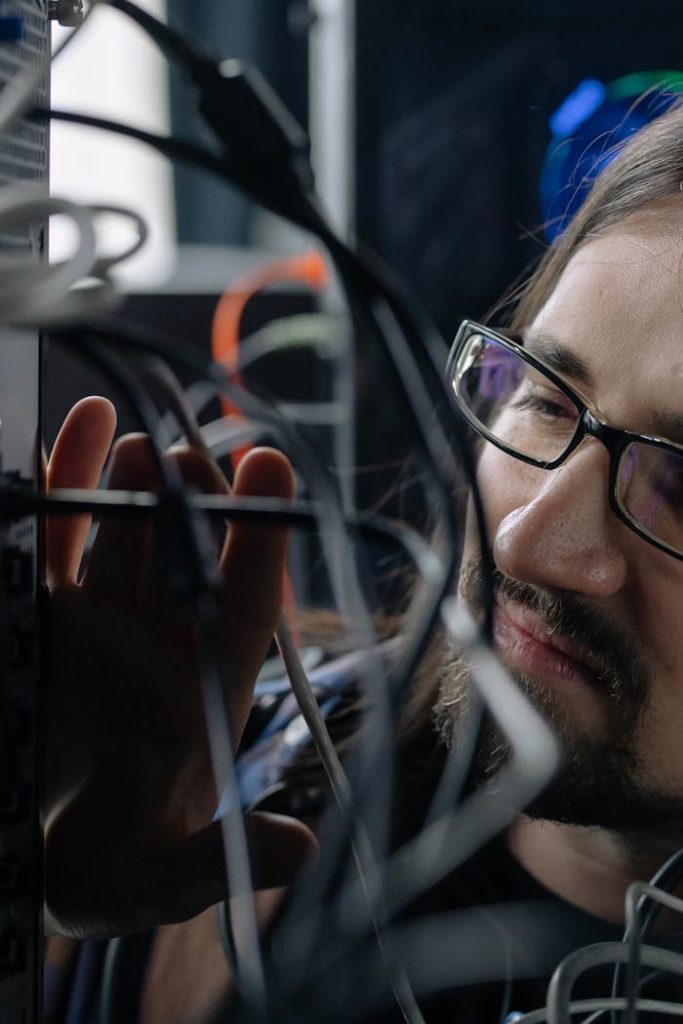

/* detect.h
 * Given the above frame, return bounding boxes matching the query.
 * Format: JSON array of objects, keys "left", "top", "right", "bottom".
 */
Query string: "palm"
[{"left": 43, "top": 398, "right": 314, "bottom": 937}]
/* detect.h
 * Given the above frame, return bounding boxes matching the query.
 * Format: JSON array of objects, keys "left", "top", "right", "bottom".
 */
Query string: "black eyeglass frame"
[{"left": 446, "top": 319, "right": 683, "bottom": 562}]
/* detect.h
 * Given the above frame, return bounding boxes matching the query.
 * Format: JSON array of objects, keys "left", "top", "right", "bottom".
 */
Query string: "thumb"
[
  {"left": 162, "top": 812, "right": 318, "bottom": 914},
  {"left": 144, "top": 811, "right": 318, "bottom": 924}
]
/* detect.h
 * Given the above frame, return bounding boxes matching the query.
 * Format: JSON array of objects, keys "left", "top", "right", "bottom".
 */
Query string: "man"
[{"left": 44, "top": 106, "right": 683, "bottom": 1021}]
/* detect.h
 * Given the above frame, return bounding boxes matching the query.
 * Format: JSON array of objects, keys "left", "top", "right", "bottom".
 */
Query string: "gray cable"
[
  {"left": 547, "top": 943, "right": 683, "bottom": 1024},
  {"left": 621, "top": 882, "right": 683, "bottom": 1024},
  {"left": 516, "top": 996, "right": 683, "bottom": 1024},
  {"left": 0, "top": 189, "right": 148, "bottom": 324},
  {"left": 338, "top": 599, "right": 558, "bottom": 928},
  {"left": 138, "top": 354, "right": 429, "bottom": 1023}
]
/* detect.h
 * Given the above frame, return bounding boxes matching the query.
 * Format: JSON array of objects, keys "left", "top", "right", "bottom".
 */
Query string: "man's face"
[{"left": 439, "top": 199, "right": 683, "bottom": 832}]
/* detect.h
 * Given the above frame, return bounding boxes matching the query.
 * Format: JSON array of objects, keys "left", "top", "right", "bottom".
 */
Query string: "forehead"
[{"left": 529, "top": 200, "right": 683, "bottom": 436}]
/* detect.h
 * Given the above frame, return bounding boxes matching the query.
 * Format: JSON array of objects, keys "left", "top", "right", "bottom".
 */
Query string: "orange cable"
[{"left": 210, "top": 249, "right": 329, "bottom": 633}]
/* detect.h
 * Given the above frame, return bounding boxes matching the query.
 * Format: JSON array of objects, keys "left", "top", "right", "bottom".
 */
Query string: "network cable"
[
  {"left": 9, "top": 2, "right": 571, "bottom": 1020},
  {"left": 0, "top": 186, "right": 147, "bottom": 323},
  {"left": 54, "top": 10, "right": 494, "bottom": 970},
  {"left": 39, "top": 317, "right": 439, "bottom": 1020},
  {"left": 137, "top": 350, "right": 434, "bottom": 1024},
  {"left": 34, "top": 41, "right": 489, "bottom": 1024}
]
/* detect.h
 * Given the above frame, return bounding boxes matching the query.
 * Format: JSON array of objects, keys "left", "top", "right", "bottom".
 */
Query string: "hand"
[{"left": 44, "top": 397, "right": 316, "bottom": 938}]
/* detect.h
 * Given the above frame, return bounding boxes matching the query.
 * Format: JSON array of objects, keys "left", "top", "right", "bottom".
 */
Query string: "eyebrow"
[
  {"left": 521, "top": 330, "right": 595, "bottom": 388},
  {"left": 521, "top": 329, "right": 683, "bottom": 447}
]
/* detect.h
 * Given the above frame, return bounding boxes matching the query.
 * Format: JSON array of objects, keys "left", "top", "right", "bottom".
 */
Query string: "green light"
[{"left": 609, "top": 70, "right": 683, "bottom": 102}]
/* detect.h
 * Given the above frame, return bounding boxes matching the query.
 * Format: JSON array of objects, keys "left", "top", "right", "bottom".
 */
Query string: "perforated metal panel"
[
  {"left": 0, "top": 4, "right": 48, "bottom": 1024},
  {"left": 0, "top": 0, "right": 49, "bottom": 254}
]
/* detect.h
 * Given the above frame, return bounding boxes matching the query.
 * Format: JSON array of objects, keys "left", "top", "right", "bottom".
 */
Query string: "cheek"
[
  {"left": 606, "top": 564, "right": 683, "bottom": 785},
  {"left": 470, "top": 446, "right": 536, "bottom": 540},
  {"left": 461, "top": 448, "right": 515, "bottom": 564},
  {"left": 633, "top": 566, "right": 683, "bottom": 682}
]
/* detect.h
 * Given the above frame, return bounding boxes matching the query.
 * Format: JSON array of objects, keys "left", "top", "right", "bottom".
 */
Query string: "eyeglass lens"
[
  {"left": 454, "top": 330, "right": 683, "bottom": 556},
  {"left": 616, "top": 441, "right": 683, "bottom": 554}
]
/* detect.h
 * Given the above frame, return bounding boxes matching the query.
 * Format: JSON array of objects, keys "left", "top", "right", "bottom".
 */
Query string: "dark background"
[
  {"left": 166, "top": 0, "right": 683, "bottom": 337},
  {"left": 46, "top": 1, "right": 683, "bottom": 567}
]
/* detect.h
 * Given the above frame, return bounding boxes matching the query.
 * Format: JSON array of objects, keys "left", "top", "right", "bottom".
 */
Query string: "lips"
[{"left": 493, "top": 598, "right": 603, "bottom": 690}]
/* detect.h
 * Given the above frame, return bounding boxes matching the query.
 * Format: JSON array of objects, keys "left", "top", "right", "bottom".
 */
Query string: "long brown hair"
[{"left": 510, "top": 99, "right": 683, "bottom": 329}]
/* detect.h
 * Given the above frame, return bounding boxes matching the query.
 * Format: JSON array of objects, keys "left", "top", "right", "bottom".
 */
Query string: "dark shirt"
[{"left": 253, "top": 830, "right": 624, "bottom": 1024}]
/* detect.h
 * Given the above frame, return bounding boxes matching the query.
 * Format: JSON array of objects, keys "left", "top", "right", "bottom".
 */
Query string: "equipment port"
[{"left": 1, "top": 547, "right": 32, "bottom": 594}]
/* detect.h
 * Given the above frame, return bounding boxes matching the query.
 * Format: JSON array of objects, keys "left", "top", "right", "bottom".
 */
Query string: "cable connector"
[
  {"left": 48, "top": 0, "right": 85, "bottom": 27},
  {"left": 195, "top": 58, "right": 314, "bottom": 194}
]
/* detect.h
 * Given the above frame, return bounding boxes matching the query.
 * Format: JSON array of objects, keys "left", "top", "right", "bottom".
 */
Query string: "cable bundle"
[{"left": 5, "top": 5, "right": 676, "bottom": 1024}]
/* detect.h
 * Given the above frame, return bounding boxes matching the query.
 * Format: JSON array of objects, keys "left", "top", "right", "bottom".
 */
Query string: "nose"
[{"left": 491, "top": 441, "right": 629, "bottom": 598}]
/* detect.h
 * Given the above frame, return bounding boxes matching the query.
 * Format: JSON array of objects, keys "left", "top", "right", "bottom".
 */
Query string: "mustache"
[{"left": 459, "top": 558, "right": 650, "bottom": 708}]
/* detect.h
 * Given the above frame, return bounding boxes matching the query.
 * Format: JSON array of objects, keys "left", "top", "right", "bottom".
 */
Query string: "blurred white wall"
[{"left": 50, "top": 0, "right": 176, "bottom": 290}]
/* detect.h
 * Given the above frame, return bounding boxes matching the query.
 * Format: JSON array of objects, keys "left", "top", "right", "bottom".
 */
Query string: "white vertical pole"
[
  {"left": 309, "top": 0, "right": 357, "bottom": 511},
  {"left": 309, "top": 0, "right": 356, "bottom": 239}
]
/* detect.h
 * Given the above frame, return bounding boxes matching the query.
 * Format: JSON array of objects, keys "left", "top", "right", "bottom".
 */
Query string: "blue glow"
[{"left": 549, "top": 78, "right": 606, "bottom": 137}]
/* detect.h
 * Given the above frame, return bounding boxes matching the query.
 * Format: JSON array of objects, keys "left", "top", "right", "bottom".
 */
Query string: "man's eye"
[{"left": 512, "top": 390, "right": 576, "bottom": 420}]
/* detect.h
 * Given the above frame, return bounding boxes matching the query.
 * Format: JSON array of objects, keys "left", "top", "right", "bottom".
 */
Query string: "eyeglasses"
[{"left": 446, "top": 320, "right": 683, "bottom": 562}]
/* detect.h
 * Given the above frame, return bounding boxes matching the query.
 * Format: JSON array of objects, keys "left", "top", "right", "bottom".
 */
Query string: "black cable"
[
  {"left": 104, "top": 0, "right": 313, "bottom": 198},
  {"left": 288, "top": 221, "right": 492, "bottom": 994},
  {"left": 104, "top": 0, "right": 210, "bottom": 80},
  {"left": 49, "top": 319, "right": 432, "bottom": 1015},
  {"left": 62, "top": 336, "right": 272, "bottom": 1011},
  {"left": 34, "top": 103, "right": 489, "bottom": 651},
  {"left": 8, "top": 489, "right": 433, "bottom": 580},
  {"left": 35, "top": 107, "right": 236, "bottom": 180},
  {"left": 37, "top": 83, "right": 494, "bottom": 1018},
  {"left": 37, "top": 101, "right": 486, "bottom": 616},
  {"left": 62, "top": 336, "right": 219, "bottom": 611},
  {"left": 43, "top": 1, "right": 493, "bottom": 632},
  {"left": 37, "top": 99, "right": 485, "bottom": 656},
  {"left": 39, "top": 7, "right": 498, "bottom": 1014}
]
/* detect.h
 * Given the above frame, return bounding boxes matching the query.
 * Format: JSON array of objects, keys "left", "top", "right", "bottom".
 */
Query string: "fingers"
[
  {"left": 217, "top": 448, "right": 295, "bottom": 725},
  {"left": 136, "top": 444, "right": 232, "bottom": 614},
  {"left": 46, "top": 397, "right": 117, "bottom": 588},
  {"left": 245, "top": 811, "right": 318, "bottom": 890},
  {"left": 146, "top": 812, "right": 318, "bottom": 923},
  {"left": 83, "top": 433, "right": 160, "bottom": 601},
  {"left": 83, "top": 436, "right": 230, "bottom": 604}
]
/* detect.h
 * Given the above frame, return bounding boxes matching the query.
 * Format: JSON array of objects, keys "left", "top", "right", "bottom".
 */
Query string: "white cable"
[
  {"left": 514, "top": 996, "right": 683, "bottom": 1024},
  {"left": 88, "top": 202, "right": 149, "bottom": 275},
  {"left": 621, "top": 881, "right": 683, "bottom": 1024},
  {"left": 0, "top": 187, "right": 96, "bottom": 319},
  {"left": 266, "top": 592, "right": 557, "bottom": 1021},
  {"left": 276, "top": 606, "right": 428, "bottom": 1024},
  {"left": 236, "top": 314, "right": 344, "bottom": 371},
  {"left": 336, "top": 598, "right": 559, "bottom": 928},
  {"left": 196, "top": 613, "right": 268, "bottom": 1015},
  {"left": 547, "top": 942, "right": 683, "bottom": 1024},
  {"left": 0, "top": 188, "right": 148, "bottom": 324}
]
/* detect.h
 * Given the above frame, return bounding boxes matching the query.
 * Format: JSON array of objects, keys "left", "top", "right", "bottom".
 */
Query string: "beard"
[{"left": 432, "top": 558, "right": 683, "bottom": 836}]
